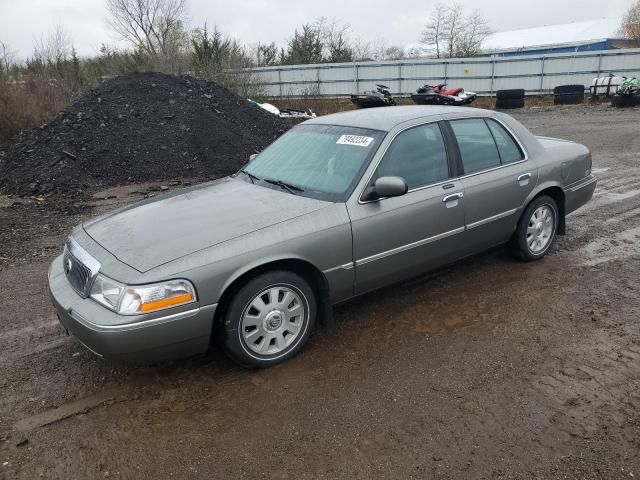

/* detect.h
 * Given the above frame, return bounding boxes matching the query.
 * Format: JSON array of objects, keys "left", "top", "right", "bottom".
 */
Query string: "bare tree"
[
  {"left": 443, "top": 3, "right": 465, "bottom": 58},
  {"left": 34, "top": 25, "right": 73, "bottom": 64},
  {"left": 382, "top": 45, "right": 406, "bottom": 61},
  {"left": 105, "top": 0, "right": 187, "bottom": 56},
  {"left": 455, "top": 10, "right": 492, "bottom": 57},
  {"left": 0, "top": 41, "right": 17, "bottom": 73},
  {"left": 352, "top": 36, "right": 374, "bottom": 61},
  {"left": 421, "top": 3, "right": 447, "bottom": 58},
  {"left": 319, "top": 17, "right": 354, "bottom": 63},
  {"left": 621, "top": 0, "right": 640, "bottom": 40},
  {"left": 420, "top": 3, "right": 492, "bottom": 58}
]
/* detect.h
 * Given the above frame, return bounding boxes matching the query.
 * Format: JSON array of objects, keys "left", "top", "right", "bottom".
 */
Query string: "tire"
[
  {"left": 510, "top": 195, "right": 559, "bottom": 262},
  {"left": 611, "top": 94, "right": 640, "bottom": 108},
  {"left": 496, "top": 97, "right": 525, "bottom": 109},
  {"left": 554, "top": 92, "right": 585, "bottom": 105},
  {"left": 496, "top": 89, "right": 525, "bottom": 100},
  {"left": 221, "top": 270, "right": 317, "bottom": 368},
  {"left": 553, "top": 84, "right": 584, "bottom": 95}
]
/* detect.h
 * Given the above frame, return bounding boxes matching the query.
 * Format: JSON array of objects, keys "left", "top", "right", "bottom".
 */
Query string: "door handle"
[
  {"left": 517, "top": 173, "right": 532, "bottom": 182},
  {"left": 442, "top": 192, "right": 464, "bottom": 203}
]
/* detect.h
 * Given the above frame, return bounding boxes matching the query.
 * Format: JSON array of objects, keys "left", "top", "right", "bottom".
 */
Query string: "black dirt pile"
[{"left": 0, "top": 72, "right": 287, "bottom": 200}]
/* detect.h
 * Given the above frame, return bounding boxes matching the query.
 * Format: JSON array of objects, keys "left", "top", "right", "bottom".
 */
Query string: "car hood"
[{"left": 83, "top": 177, "right": 330, "bottom": 272}]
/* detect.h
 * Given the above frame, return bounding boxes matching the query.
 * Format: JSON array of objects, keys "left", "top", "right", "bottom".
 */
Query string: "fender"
[
  {"left": 519, "top": 180, "right": 567, "bottom": 235},
  {"left": 219, "top": 252, "right": 325, "bottom": 298}
]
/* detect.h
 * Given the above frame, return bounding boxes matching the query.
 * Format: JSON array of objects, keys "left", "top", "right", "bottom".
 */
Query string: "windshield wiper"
[
  {"left": 264, "top": 178, "right": 305, "bottom": 194},
  {"left": 239, "top": 169, "right": 260, "bottom": 184}
]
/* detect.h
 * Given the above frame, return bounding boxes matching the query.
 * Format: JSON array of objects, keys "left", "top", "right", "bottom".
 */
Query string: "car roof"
[{"left": 304, "top": 105, "right": 495, "bottom": 131}]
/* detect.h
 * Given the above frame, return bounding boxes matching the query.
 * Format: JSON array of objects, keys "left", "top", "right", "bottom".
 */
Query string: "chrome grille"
[{"left": 63, "top": 236, "right": 101, "bottom": 297}]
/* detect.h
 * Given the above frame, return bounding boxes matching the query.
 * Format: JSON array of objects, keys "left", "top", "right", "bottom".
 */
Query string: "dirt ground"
[{"left": 1, "top": 105, "right": 640, "bottom": 479}]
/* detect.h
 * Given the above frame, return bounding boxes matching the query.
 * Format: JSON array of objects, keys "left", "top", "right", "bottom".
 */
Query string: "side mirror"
[
  {"left": 249, "top": 153, "right": 258, "bottom": 161},
  {"left": 371, "top": 176, "right": 408, "bottom": 199}
]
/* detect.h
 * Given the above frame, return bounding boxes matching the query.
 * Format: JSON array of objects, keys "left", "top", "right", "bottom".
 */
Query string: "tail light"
[{"left": 587, "top": 151, "right": 592, "bottom": 172}]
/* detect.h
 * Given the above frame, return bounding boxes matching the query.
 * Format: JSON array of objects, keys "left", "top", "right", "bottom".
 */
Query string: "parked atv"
[
  {"left": 411, "top": 84, "right": 477, "bottom": 106},
  {"left": 351, "top": 84, "right": 396, "bottom": 108}
]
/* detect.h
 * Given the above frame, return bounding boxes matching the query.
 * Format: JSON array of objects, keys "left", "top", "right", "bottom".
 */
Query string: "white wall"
[{"left": 247, "top": 49, "right": 640, "bottom": 97}]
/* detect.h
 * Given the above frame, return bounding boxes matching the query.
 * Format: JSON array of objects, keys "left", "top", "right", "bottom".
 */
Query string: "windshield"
[{"left": 240, "top": 124, "right": 385, "bottom": 202}]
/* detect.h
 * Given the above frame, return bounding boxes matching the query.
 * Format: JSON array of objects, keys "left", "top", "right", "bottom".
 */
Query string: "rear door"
[
  {"left": 446, "top": 117, "right": 537, "bottom": 251},
  {"left": 347, "top": 121, "right": 466, "bottom": 295}
]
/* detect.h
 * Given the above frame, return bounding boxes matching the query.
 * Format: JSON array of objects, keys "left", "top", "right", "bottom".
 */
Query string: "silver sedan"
[{"left": 49, "top": 106, "right": 597, "bottom": 367}]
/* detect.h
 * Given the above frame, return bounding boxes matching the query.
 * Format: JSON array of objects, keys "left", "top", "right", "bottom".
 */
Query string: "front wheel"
[
  {"left": 510, "top": 195, "right": 558, "bottom": 261},
  {"left": 221, "top": 271, "right": 316, "bottom": 368}
]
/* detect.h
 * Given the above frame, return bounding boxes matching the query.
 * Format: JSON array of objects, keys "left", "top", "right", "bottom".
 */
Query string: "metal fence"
[{"left": 248, "top": 48, "right": 640, "bottom": 97}]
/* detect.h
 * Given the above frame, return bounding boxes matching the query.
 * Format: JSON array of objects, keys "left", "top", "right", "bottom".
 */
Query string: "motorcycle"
[
  {"left": 351, "top": 84, "right": 396, "bottom": 108},
  {"left": 411, "top": 84, "right": 477, "bottom": 106}
]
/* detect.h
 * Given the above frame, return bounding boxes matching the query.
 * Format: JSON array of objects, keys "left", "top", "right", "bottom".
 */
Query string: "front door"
[{"left": 347, "top": 122, "right": 466, "bottom": 295}]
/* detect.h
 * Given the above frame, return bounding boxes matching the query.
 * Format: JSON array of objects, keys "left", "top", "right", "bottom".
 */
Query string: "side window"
[
  {"left": 486, "top": 119, "right": 524, "bottom": 164},
  {"left": 377, "top": 123, "right": 449, "bottom": 189},
  {"left": 450, "top": 119, "right": 501, "bottom": 174}
]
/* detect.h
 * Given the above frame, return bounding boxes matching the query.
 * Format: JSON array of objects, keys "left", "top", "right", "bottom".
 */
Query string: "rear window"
[
  {"left": 450, "top": 119, "right": 501, "bottom": 174},
  {"left": 486, "top": 119, "right": 524, "bottom": 164}
]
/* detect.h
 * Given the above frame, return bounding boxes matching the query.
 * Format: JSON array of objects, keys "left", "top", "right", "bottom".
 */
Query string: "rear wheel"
[
  {"left": 510, "top": 195, "right": 558, "bottom": 261},
  {"left": 221, "top": 270, "right": 316, "bottom": 368}
]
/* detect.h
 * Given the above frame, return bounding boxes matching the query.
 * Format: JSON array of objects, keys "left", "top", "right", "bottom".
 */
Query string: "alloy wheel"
[
  {"left": 526, "top": 205, "right": 555, "bottom": 254},
  {"left": 240, "top": 285, "right": 307, "bottom": 356}
]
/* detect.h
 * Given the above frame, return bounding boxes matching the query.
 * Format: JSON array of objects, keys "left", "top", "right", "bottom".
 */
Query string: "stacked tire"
[
  {"left": 553, "top": 85, "right": 585, "bottom": 105},
  {"left": 496, "top": 89, "right": 525, "bottom": 109},
  {"left": 611, "top": 94, "right": 640, "bottom": 108}
]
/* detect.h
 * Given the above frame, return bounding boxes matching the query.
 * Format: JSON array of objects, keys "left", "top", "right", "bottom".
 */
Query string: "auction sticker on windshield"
[{"left": 337, "top": 135, "right": 375, "bottom": 147}]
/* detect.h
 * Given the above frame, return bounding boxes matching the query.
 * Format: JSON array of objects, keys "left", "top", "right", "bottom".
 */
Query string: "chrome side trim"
[
  {"left": 565, "top": 175, "right": 597, "bottom": 193},
  {"left": 70, "top": 307, "right": 207, "bottom": 332},
  {"left": 455, "top": 158, "right": 528, "bottom": 181},
  {"left": 323, "top": 262, "right": 355, "bottom": 274},
  {"left": 356, "top": 227, "right": 465, "bottom": 266},
  {"left": 354, "top": 207, "right": 519, "bottom": 267},
  {"left": 467, "top": 208, "right": 518, "bottom": 230}
]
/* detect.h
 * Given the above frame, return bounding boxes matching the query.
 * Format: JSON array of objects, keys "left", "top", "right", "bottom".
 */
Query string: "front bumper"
[{"left": 48, "top": 255, "right": 216, "bottom": 364}]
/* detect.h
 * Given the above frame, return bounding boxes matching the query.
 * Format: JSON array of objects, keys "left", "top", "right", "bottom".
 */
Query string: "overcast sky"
[{"left": 0, "top": 0, "right": 634, "bottom": 59}]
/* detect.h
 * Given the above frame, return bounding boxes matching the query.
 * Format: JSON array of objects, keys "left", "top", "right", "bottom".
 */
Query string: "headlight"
[{"left": 90, "top": 275, "right": 196, "bottom": 315}]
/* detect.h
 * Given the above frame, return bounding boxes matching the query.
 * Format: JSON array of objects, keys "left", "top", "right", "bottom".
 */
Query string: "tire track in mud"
[
  {"left": 533, "top": 342, "right": 640, "bottom": 441},
  {"left": 560, "top": 159, "right": 640, "bottom": 267}
]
